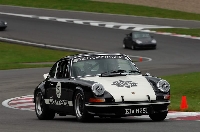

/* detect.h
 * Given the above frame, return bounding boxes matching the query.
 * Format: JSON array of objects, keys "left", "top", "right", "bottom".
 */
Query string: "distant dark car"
[
  {"left": 33, "top": 53, "right": 170, "bottom": 122},
  {"left": 123, "top": 31, "right": 157, "bottom": 50},
  {"left": 0, "top": 20, "right": 7, "bottom": 31}
]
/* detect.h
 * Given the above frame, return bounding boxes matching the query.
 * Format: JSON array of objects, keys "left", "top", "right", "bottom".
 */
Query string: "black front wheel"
[
  {"left": 35, "top": 90, "right": 55, "bottom": 120},
  {"left": 74, "top": 90, "right": 94, "bottom": 122},
  {"left": 149, "top": 112, "right": 168, "bottom": 121}
]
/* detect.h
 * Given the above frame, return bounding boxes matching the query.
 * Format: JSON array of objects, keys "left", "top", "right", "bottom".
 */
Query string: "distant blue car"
[{"left": 0, "top": 20, "right": 7, "bottom": 31}]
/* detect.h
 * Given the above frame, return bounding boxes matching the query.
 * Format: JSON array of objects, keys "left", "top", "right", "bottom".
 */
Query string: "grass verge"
[
  {"left": 162, "top": 72, "right": 200, "bottom": 112},
  {"left": 1, "top": 0, "right": 200, "bottom": 21},
  {"left": 0, "top": 42, "right": 78, "bottom": 70},
  {"left": 0, "top": 41, "right": 199, "bottom": 112}
]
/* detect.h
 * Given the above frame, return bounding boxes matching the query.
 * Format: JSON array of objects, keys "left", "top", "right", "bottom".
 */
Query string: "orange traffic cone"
[
  {"left": 180, "top": 96, "right": 188, "bottom": 110},
  {"left": 139, "top": 57, "right": 143, "bottom": 62}
]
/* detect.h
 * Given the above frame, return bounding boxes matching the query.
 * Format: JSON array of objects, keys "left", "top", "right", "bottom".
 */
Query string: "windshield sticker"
[
  {"left": 73, "top": 55, "right": 124, "bottom": 62},
  {"left": 112, "top": 80, "right": 137, "bottom": 88}
]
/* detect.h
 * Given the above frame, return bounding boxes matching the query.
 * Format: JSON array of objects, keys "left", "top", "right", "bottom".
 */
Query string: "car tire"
[
  {"left": 35, "top": 90, "right": 55, "bottom": 120},
  {"left": 74, "top": 90, "right": 94, "bottom": 122},
  {"left": 149, "top": 112, "right": 168, "bottom": 121}
]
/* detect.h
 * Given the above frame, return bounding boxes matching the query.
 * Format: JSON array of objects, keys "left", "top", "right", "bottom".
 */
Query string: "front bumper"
[
  {"left": 86, "top": 101, "right": 170, "bottom": 116},
  {"left": 135, "top": 43, "right": 156, "bottom": 48},
  {"left": 0, "top": 21, "right": 7, "bottom": 30},
  {"left": 0, "top": 25, "right": 7, "bottom": 30}
]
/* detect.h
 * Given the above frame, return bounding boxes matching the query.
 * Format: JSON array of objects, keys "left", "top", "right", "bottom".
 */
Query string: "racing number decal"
[{"left": 56, "top": 82, "right": 61, "bottom": 98}]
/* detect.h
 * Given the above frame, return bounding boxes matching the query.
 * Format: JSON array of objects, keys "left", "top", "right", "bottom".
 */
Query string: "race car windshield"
[
  {"left": 71, "top": 56, "right": 140, "bottom": 77},
  {"left": 133, "top": 32, "right": 151, "bottom": 39}
]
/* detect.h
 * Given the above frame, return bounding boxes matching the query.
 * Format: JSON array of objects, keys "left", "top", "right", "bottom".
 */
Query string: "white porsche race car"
[{"left": 34, "top": 53, "right": 170, "bottom": 122}]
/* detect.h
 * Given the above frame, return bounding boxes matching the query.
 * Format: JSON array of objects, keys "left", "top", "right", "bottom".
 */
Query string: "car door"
[
  {"left": 127, "top": 33, "right": 133, "bottom": 48},
  {"left": 45, "top": 60, "right": 73, "bottom": 111},
  {"left": 44, "top": 61, "right": 60, "bottom": 110},
  {"left": 124, "top": 34, "right": 129, "bottom": 47},
  {"left": 55, "top": 59, "right": 73, "bottom": 112}
]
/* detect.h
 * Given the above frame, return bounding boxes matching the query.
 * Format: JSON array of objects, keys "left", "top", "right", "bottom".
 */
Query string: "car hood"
[{"left": 81, "top": 75, "right": 156, "bottom": 102}]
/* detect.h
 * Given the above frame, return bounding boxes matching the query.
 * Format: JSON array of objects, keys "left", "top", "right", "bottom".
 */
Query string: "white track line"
[{"left": 0, "top": 37, "right": 152, "bottom": 62}]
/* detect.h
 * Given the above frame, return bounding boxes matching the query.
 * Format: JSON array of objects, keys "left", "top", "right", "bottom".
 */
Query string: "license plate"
[{"left": 125, "top": 107, "right": 148, "bottom": 115}]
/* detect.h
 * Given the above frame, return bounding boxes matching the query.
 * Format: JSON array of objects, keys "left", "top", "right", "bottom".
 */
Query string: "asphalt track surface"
[{"left": 0, "top": 5, "right": 200, "bottom": 132}]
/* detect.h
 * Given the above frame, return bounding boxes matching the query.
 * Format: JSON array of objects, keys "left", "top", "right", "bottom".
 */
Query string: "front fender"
[
  {"left": 33, "top": 81, "right": 46, "bottom": 103},
  {"left": 145, "top": 76, "right": 170, "bottom": 96}
]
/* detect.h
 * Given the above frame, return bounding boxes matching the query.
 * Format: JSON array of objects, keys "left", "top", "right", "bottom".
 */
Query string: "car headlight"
[
  {"left": 92, "top": 83, "right": 105, "bottom": 96},
  {"left": 157, "top": 80, "right": 170, "bottom": 93},
  {"left": 151, "top": 39, "right": 156, "bottom": 43},
  {"left": 136, "top": 40, "right": 142, "bottom": 44}
]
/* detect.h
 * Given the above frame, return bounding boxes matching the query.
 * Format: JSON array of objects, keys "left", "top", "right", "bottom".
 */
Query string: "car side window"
[
  {"left": 49, "top": 62, "right": 58, "bottom": 78},
  {"left": 56, "top": 60, "right": 70, "bottom": 78}
]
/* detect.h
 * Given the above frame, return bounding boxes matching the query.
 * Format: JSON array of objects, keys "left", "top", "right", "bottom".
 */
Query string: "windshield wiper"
[
  {"left": 100, "top": 70, "right": 127, "bottom": 77},
  {"left": 128, "top": 70, "right": 141, "bottom": 74},
  {"left": 110, "top": 69, "right": 127, "bottom": 73}
]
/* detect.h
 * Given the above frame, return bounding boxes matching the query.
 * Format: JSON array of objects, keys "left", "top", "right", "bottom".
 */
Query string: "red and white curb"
[
  {"left": 2, "top": 95, "right": 200, "bottom": 121},
  {"left": 1, "top": 12, "right": 200, "bottom": 40},
  {"left": 0, "top": 12, "right": 175, "bottom": 30},
  {"left": 2, "top": 95, "right": 35, "bottom": 111},
  {"left": 141, "top": 30, "right": 200, "bottom": 40},
  {"left": 135, "top": 111, "right": 200, "bottom": 121}
]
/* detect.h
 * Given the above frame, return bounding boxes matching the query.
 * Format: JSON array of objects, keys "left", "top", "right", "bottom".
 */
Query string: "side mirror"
[
  {"left": 43, "top": 73, "right": 49, "bottom": 79},
  {"left": 145, "top": 73, "right": 151, "bottom": 76},
  {"left": 70, "top": 76, "right": 75, "bottom": 80}
]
